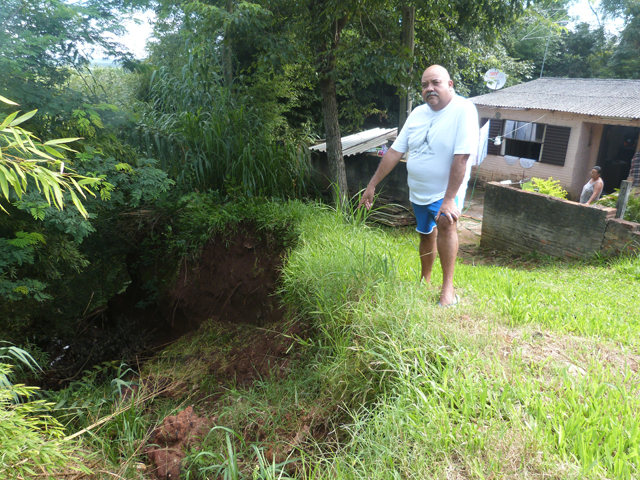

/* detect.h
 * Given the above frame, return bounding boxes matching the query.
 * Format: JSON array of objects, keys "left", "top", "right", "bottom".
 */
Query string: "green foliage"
[
  {"left": 0, "top": 97, "right": 110, "bottom": 218},
  {"left": 0, "top": 343, "right": 42, "bottom": 389},
  {"left": 546, "top": 23, "right": 615, "bottom": 78},
  {"left": 48, "top": 361, "right": 138, "bottom": 427},
  {"left": 276, "top": 202, "right": 640, "bottom": 477},
  {"left": 592, "top": 0, "right": 640, "bottom": 78},
  {"left": 522, "top": 176, "right": 568, "bottom": 199},
  {"left": 135, "top": 60, "right": 310, "bottom": 197},
  {"left": 0, "top": 0, "right": 149, "bottom": 117},
  {"left": 0, "top": 142, "right": 174, "bottom": 341},
  {"left": 0, "top": 360, "right": 89, "bottom": 479},
  {"left": 0, "top": 231, "right": 50, "bottom": 304},
  {"left": 597, "top": 190, "right": 640, "bottom": 223},
  {"left": 184, "top": 427, "right": 297, "bottom": 480},
  {"left": 74, "top": 149, "right": 174, "bottom": 210},
  {"left": 168, "top": 194, "right": 311, "bottom": 257}
]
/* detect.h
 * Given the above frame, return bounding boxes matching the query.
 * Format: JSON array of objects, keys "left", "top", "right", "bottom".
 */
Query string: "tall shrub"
[{"left": 135, "top": 58, "right": 310, "bottom": 198}]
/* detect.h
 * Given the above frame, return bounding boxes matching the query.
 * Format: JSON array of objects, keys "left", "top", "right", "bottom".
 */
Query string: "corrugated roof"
[
  {"left": 310, "top": 127, "right": 397, "bottom": 156},
  {"left": 471, "top": 78, "right": 640, "bottom": 120}
]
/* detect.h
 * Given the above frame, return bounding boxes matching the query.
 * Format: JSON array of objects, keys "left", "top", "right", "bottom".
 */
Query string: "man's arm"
[
  {"left": 436, "top": 153, "right": 470, "bottom": 224},
  {"left": 358, "top": 148, "right": 404, "bottom": 209}
]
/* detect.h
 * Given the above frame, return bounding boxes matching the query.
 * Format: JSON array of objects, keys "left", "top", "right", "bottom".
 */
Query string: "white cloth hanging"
[
  {"left": 471, "top": 122, "right": 490, "bottom": 166},
  {"left": 455, "top": 121, "right": 487, "bottom": 211},
  {"left": 504, "top": 155, "right": 519, "bottom": 165},
  {"left": 519, "top": 157, "right": 536, "bottom": 169}
]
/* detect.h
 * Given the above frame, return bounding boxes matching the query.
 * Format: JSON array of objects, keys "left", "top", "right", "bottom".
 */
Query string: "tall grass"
[
  {"left": 19, "top": 199, "right": 640, "bottom": 479},
  {"left": 133, "top": 57, "right": 310, "bottom": 198},
  {"left": 279, "top": 205, "right": 640, "bottom": 479}
]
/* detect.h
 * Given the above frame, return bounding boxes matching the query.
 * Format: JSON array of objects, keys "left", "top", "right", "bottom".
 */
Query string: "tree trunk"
[
  {"left": 398, "top": 6, "right": 415, "bottom": 132},
  {"left": 223, "top": 0, "right": 234, "bottom": 86},
  {"left": 319, "top": 74, "right": 348, "bottom": 205},
  {"left": 316, "top": 16, "right": 349, "bottom": 207}
]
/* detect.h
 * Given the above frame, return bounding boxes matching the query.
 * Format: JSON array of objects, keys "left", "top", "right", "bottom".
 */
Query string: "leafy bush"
[
  {"left": 0, "top": 144, "right": 175, "bottom": 341},
  {"left": 0, "top": 96, "right": 110, "bottom": 218},
  {"left": 0, "top": 344, "right": 89, "bottom": 479},
  {"left": 134, "top": 59, "right": 310, "bottom": 199},
  {"left": 521, "top": 176, "right": 568, "bottom": 199},
  {"left": 597, "top": 190, "right": 640, "bottom": 223}
]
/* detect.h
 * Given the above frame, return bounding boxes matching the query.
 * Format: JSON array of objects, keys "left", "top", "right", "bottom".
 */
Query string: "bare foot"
[{"left": 438, "top": 287, "right": 456, "bottom": 305}]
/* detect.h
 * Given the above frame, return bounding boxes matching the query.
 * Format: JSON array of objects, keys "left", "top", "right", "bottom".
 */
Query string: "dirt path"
[{"left": 458, "top": 188, "right": 484, "bottom": 257}]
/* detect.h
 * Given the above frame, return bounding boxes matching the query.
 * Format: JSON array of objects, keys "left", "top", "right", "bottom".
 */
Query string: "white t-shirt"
[{"left": 391, "top": 95, "right": 479, "bottom": 205}]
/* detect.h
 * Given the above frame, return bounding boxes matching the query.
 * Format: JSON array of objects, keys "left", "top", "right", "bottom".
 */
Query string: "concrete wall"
[
  {"left": 473, "top": 107, "right": 640, "bottom": 200},
  {"left": 311, "top": 152, "right": 411, "bottom": 207},
  {"left": 481, "top": 182, "right": 617, "bottom": 258}
]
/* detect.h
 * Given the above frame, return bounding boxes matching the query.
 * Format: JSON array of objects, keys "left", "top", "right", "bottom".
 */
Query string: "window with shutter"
[
  {"left": 539, "top": 125, "right": 571, "bottom": 166},
  {"left": 503, "top": 120, "right": 545, "bottom": 161},
  {"left": 487, "top": 119, "right": 503, "bottom": 156}
]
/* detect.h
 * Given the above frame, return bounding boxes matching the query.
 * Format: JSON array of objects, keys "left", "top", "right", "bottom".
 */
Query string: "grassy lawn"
[
  {"left": 26, "top": 200, "right": 639, "bottom": 479},
  {"left": 277, "top": 203, "right": 640, "bottom": 479}
]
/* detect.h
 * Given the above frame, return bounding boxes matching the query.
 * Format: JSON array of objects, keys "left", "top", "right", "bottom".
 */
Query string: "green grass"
[
  {"left": 462, "top": 259, "right": 640, "bottom": 344},
  {"left": 278, "top": 204, "right": 640, "bottom": 479},
  {"left": 26, "top": 199, "right": 640, "bottom": 479}
]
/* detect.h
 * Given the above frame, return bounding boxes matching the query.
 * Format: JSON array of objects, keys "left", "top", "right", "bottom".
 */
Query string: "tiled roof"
[
  {"left": 471, "top": 78, "right": 640, "bottom": 120},
  {"left": 310, "top": 128, "right": 397, "bottom": 156}
]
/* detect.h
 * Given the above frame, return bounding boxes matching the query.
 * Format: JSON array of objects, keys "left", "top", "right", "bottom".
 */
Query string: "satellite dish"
[{"left": 484, "top": 69, "right": 507, "bottom": 90}]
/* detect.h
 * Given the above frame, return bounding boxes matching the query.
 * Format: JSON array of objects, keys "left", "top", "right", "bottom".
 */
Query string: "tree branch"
[{"left": 0, "top": 1, "right": 29, "bottom": 31}]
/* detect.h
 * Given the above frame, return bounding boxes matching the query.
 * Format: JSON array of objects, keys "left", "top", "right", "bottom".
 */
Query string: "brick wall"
[
  {"left": 481, "top": 182, "right": 617, "bottom": 258},
  {"left": 601, "top": 219, "right": 640, "bottom": 255}
]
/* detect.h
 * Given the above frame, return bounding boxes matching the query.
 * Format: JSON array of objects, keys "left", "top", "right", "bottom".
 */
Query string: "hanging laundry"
[
  {"left": 519, "top": 157, "right": 536, "bottom": 169},
  {"left": 504, "top": 155, "right": 519, "bottom": 165},
  {"left": 471, "top": 122, "right": 490, "bottom": 166}
]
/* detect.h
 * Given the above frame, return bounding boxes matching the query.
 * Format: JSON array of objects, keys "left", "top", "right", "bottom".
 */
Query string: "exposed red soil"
[
  {"left": 40, "top": 224, "right": 287, "bottom": 388},
  {"left": 159, "top": 225, "right": 285, "bottom": 337},
  {"left": 146, "top": 406, "right": 212, "bottom": 480}
]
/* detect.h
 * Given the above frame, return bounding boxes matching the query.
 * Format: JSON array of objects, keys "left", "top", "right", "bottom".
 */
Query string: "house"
[{"left": 470, "top": 78, "right": 640, "bottom": 199}]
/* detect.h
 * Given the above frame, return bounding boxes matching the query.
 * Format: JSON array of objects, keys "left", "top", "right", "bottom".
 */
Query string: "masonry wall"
[
  {"left": 570, "top": 122, "right": 602, "bottom": 196},
  {"left": 481, "top": 182, "right": 616, "bottom": 258},
  {"left": 473, "top": 107, "right": 640, "bottom": 200},
  {"left": 602, "top": 218, "right": 640, "bottom": 255}
]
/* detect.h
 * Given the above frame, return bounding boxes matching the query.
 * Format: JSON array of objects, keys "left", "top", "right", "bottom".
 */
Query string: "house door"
[{"left": 596, "top": 125, "right": 640, "bottom": 193}]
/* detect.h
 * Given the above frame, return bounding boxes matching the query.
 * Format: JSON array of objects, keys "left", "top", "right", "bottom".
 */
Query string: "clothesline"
[{"left": 488, "top": 113, "right": 549, "bottom": 143}]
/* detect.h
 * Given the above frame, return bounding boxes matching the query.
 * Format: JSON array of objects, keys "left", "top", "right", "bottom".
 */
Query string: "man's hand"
[
  {"left": 358, "top": 186, "right": 375, "bottom": 210},
  {"left": 357, "top": 148, "right": 403, "bottom": 211},
  {"left": 436, "top": 198, "right": 459, "bottom": 225}
]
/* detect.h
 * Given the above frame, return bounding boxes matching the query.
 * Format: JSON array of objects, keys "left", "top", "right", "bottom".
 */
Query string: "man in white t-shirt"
[{"left": 359, "top": 65, "right": 479, "bottom": 306}]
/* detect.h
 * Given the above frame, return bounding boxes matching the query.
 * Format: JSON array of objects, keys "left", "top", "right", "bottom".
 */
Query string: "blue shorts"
[
  {"left": 412, "top": 196, "right": 461, "bottom": 235},
  {"left": 412, "top": 199, "right": 444, "bottom": 235}
]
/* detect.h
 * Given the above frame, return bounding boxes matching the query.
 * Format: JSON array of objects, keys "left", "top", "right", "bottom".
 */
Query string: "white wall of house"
[{"left": 473, "top": 106, "right": 640, "bottom": 199}]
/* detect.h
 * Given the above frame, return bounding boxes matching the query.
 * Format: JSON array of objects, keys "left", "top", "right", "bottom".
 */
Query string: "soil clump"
[{"left": 146, "top": 406, "right": 212, "bottom": 480}]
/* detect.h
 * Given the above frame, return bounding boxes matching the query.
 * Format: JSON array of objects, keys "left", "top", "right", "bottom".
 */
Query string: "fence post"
[{"left": 616, "top": 180, "right": 633, "bottom": 219}]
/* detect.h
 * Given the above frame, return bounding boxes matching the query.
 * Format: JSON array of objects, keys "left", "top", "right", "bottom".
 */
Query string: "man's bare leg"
[
  {"left": 436, "top": 216, "right": 458, "bottom": 305},
  {"left": 418, "top": 231, "right": 437, "bottom": 283}
]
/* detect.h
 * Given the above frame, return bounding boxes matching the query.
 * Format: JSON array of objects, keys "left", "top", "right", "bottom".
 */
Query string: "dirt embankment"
[
  {"left": 41, "top": 224, "right": 288, "bottom": 388},
  {"left": 38, "top": 223, "right": 327, "bottom": 480}
]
